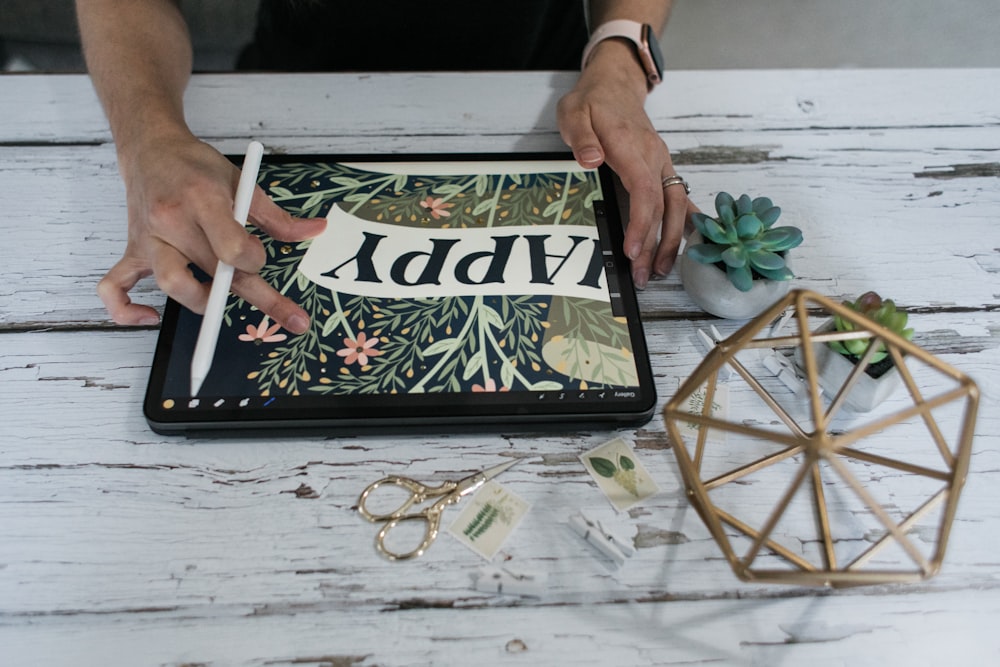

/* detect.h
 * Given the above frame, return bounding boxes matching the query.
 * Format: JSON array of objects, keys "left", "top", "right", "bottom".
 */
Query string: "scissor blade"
[
  {"left": 454, "top": 458, "right": 523, "bottom": 498},
  {"left": 479, "top": 458, "right": 521, "bottom": 481}
]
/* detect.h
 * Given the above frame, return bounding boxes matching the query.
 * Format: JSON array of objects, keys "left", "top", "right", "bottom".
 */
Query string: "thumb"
[
  {"left": 97, "top": 254, "right": 162, "bottom": 326},
  {"left": 557, "top": 100, "right": 606, "bottom": 169}
]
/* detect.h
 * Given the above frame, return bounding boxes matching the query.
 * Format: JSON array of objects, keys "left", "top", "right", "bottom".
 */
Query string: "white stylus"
[{"left": 190, "top": 140, "right": 264, "bottom": 396}]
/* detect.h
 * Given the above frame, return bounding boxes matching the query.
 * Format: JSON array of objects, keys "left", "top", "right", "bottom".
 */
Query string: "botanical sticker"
[
  {"left": 580, "top": 437, "right": 660, "bottom": 511},
  {"left": 678, "top": 381, "right": 729, "bottom": 445},
  {"left": 447, "top": 480, "right": 530, "bottom": 560}
]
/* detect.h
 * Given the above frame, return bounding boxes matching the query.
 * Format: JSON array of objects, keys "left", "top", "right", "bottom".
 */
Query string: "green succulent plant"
[
  {"left": 828, "top": 291, "right": 914, "bottom": 364},
  {"left": 688, "top": 192, "right": 803, "bottom": 292}
]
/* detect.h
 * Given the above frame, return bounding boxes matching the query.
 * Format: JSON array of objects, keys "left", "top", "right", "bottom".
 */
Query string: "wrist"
[
  {"left": 579, "top": 39, "right": 651, "bottom": 99},
  {"left": 114, "top": 112, "right": 193, "bottom": 173},
  {"left": 581, "top": 19, "right": 664, "bottom": 92}
]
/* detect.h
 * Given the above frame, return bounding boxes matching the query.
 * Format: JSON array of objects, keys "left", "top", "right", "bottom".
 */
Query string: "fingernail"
[
  {"left": 578, "top": 147, "right": 603, "bottom": 167},
  {"left": 287, "top": 313, "right": 309, "bottom": 334},
  {"left": 626, "top": 242, "right": 642, "bottom": 261},
  {"left": 140, "top": 315, "right": 161, "bottom": 326},
  {"left": 633, "top": 268, "right": 649, "bottom": 290}
]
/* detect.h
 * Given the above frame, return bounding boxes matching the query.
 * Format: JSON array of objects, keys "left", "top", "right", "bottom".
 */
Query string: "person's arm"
[
  {"left": 558, "top": 0, "right": 692, "bottom": 289},
  {"left": 76, "top": 0, "right": 325, "bottom": 332}
]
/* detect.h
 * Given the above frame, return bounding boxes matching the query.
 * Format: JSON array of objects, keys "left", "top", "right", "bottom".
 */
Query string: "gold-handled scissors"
[{"left": 357, "top": 459, "right": 520, "bottom": 561}]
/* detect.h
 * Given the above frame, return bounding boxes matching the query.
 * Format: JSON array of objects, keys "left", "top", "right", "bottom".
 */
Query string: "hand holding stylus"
[
  {"left": 189, "top": 141, "right": 264, "bottom": 396},
  {"left": 96, "top": 133, "right": 327, "bottom": 335}
]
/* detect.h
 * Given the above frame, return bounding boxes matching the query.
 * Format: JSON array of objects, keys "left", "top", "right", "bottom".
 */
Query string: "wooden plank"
[
  {"left": 2, "top": 70, "right": 1000, "bottom": 145},
  {"left": 4, "top": 123, "right": 998, "bottom": 329},
  {"left": 3, "top": 589, "right": 1000, "bottom": 665},
  {"left": 2, "top": 314, "right": 996, "bottom": 612}
]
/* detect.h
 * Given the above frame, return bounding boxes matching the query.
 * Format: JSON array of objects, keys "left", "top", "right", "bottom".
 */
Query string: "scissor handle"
[
  {"left": 357, "top": 475, "right": 457, "bottom": 522},
  {"left": 374, "top": 510, "right": 443, "bottom": 561}
]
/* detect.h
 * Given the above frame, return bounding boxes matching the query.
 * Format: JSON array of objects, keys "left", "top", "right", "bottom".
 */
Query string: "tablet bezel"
[{"left": 143, "top": 152, "right": 656, "bottom": 435}]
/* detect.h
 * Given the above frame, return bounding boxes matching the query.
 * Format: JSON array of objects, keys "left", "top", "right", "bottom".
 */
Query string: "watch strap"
[{"left": 580, "top": 19, "right": 662, "bottom": 88}]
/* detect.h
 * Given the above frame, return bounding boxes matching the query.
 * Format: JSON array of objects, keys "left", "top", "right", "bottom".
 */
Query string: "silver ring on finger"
[{"left": 661, "top": 175, "right": 690, "bottom": 195}]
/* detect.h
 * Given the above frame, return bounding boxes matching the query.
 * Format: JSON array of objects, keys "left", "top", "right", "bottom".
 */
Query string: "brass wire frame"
[{"left": 663, "top": 290, "right": 979, "bottom": 587}]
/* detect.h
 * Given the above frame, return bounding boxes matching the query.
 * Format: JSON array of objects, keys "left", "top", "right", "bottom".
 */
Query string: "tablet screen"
[{"left": 144, "top": 153, "right": 655, "bottom": 434}]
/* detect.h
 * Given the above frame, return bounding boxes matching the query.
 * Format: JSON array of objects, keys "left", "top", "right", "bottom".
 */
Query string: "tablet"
[{"left": 144, "top": 153, "right": 656, "bottom": 434}]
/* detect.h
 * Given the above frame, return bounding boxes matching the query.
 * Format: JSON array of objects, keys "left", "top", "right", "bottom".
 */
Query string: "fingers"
[
  {"left": 97, "top": 254, "right": 163, "bottom": 326},
  {"left": 625, "top": 178, "right": 664, "bottom": 289},
  {"left": 180, "top": 178, "right": 267, "bottom": 275},
  {"left": 152, "top": 229, "right": 311, "bottom": 335},
  {"left": 230, "top": 270, "right": 311, "bottom": 334},
  {"left": 150, "top": 240, "right": 212, "bottom": 315},
  {"left": 653, "top": 183, "right": 691, "bottom": 277},
  {"left": 583, "top": 137, "right": 689, "bottom": 288},
  {"left": 249, "top": 186, "right": 327, "bottom": 242}
]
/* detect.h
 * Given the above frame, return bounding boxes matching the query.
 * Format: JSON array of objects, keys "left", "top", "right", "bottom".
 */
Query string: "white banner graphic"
[{"left": 299, "top": 205, "right": 608, "bottom": 300}]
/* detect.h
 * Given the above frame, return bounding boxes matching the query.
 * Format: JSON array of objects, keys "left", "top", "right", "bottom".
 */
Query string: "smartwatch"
[{"left": 581, "top": 19, "right": 664, "bottom": 89}]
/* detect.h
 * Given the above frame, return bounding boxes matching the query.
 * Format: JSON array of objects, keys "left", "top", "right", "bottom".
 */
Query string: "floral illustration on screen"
[
  {"left": 217, "top": 161, "right": 638, "bottom": 397},
  {"left": 238, "top": 317, "right": 288, "bottom": 345}
]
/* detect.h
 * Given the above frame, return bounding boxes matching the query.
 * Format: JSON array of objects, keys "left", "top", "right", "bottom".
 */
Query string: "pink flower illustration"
[
  {"left": 337, "top": 331, "right": 382, "bottom": 366},
  {"left": 472, "top": 378, "right": 510, "bottom": 393},
  {"left": 238, "top": 317, "right": 288, "bottom": 344},
  {"left": 418, "top": 196, "right": 453, "bottom": 219}
]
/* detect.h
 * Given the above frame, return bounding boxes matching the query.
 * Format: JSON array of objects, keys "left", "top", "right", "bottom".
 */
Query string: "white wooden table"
[{"left": 2, "top": 70, "right": 999, "bottom": 666}]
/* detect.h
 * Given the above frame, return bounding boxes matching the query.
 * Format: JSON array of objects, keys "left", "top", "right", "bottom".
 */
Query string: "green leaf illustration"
[
  {"left": 471, "top": 506, "right": 500, "bottom": 540},
  {"left": 321, "top": 312, "right": 345, "bottom": 337},
  {"left": 462, "top": 353, "right": 485, "bottom": 380},
  {"left": 463, "top": 503, "right": 500, "bottom": 541},
  {"left": 619, "top": 455, "right": 635, "bottom": 471},
  {"left": 472, "top": 199, "right": 494, "bottom": 216},
  {"left": 422, "top": 338, "right": 461, "bottom": 356},
  {"left": 590, "top": 456, "right": 617, "bottom": 478},
  {"left": 479, "top": 305, "right": 504, "bottom": 330},
  {"left": 330, "top": 176, "right": 362, "bottom": 188},
  {"left": 269, "top": 186, "right": 294, "bottom": 198},
  {"left": 529, "top": 380, "right": 564, "bottom": 391},
  {"left": 500, "top": 358, "right": 515, "bottom": 389},
  {"left": 542, "top": 200, "right": 563, "bottom": 217}
]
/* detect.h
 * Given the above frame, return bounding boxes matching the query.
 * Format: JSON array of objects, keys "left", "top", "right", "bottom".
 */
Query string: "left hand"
[{"left": 557, "top": 40, "right": 694, "bottom": 289}]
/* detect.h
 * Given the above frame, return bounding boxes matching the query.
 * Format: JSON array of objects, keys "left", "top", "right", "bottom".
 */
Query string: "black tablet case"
[{"left": 144, "top": 154, "right": 655, "bottom": 434}]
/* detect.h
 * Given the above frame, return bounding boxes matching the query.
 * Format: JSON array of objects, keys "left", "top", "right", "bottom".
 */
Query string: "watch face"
[{"left": 642, "top": 23, "right": 664, "bottom": 84}]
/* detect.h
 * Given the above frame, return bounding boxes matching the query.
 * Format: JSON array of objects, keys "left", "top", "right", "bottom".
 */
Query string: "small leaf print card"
[
  {"left": 677, "top": 381, "right": 729, "bottom": 446},
  {"left": 448, "top": 480, "right": 530, "bottom": 560},
  {"left": 581, "top": 437, "right": 660, "bottom": 511}
]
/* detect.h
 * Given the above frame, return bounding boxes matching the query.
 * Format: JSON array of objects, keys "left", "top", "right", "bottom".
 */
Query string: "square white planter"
[{"left": 794, "top": 321, "right": 902, "bottom": 412}]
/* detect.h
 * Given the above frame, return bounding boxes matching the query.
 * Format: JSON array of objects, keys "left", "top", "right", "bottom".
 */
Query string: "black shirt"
[{"left": 238, "top": 0, "right": 588, "bottom": 71}]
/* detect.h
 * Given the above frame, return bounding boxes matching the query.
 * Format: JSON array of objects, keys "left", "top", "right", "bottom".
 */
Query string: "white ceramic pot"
[
  {"left": 793, "top": 320, "right": 902, "bottom": 412},
  {"left": 679, "top": 231, "right": 793, "bottom": 320}
]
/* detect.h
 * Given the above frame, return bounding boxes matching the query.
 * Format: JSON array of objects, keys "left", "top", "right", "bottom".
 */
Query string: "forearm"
[{"left": 76, "top": 0, "right": 194, "bottom": 167}]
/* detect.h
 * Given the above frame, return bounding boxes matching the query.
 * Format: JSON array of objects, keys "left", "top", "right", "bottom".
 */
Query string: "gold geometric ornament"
[{"left": 663, "top": 289, "right": 979, "bottom": 587}]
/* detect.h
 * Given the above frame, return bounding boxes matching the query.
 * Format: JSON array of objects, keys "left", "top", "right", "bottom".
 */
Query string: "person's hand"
[
  {"left": 557, "top": 40, "right": 694, "bottom": 289},
  {"left": 98, "top": 131, "right": 327, "bottom": 333}
]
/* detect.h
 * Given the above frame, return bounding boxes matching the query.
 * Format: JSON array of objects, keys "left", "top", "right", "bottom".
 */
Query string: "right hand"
[
  {"left": 557, "top": 39, "right": 695, "bottom": 290},
  {"left": 98, "top": 132, "right": 327, "bottom": 333}
]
